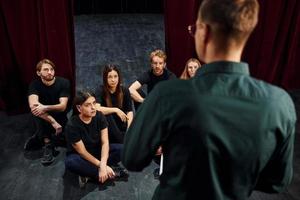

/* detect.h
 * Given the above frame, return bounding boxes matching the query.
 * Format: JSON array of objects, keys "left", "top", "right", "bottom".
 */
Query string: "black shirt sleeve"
[
  {"left": 137, "top": 70, "right": 151, "bottom": 85},
  {"left": 122, "top": 87, "right": 133, "bottom": 112},
  {"left": 28, "top": 80, "right": 40, "bottom": 96},
  {"left": 166, "top": 69, "right": 177, "bottom": 80},
  {"left": 96, "top": 111, "right": 108, "bottom": 130},
  {"left": 65, "top": 117, "right": 82, "bottom": 145},
  {"left": 59, "top": 78, "right": 71, "bottom": 98}
]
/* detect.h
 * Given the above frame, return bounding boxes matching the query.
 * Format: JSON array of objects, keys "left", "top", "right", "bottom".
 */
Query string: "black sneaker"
[
  {"left": 78, "top": 176, "right": 89, "bottom": 188},
  {"left": 153, "top": 167, "right": 160, "bottom": 179},
  {"left": 52, "top": 147, "right": 60, "bottom": 157},
  {"left": 24, "top": 134, "right": 43, "bottom": 150},
  {"left": 52, "top": 134, "right": 67, "bottom": 148},
  {"left": 41, "top": 144, "right": 59, "bottom": 165},
  {"left": 112, "top": 166, "right": 129, "bottom": 179}
]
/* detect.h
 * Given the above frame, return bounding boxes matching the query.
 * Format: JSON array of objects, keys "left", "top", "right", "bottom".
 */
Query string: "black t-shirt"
[
  {"left": 95, "top": 86, "right": 132, "bottom": 131},
  {"left": 137, "top": 68, "right": 176, "bottom": 93},
  {"left": 28, "top": 76, "right": 70, "bottom": 105},
  {"left": 28, "top": 77, "right": 71, "bottom": 117},
  {"left": 65, "top": 112, "right": 108, "bottom": 156}
]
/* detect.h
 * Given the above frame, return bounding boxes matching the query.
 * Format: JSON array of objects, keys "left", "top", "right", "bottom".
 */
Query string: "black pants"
[
  {"left": 133, "top": 89, "right": 146, "bottom": 112},
  {"left": 106, "top": 114, "right": 126, "bottom": 144},
  {"left": 154, "top": 155, "right": 161, "bottom": 165},
  {"left": 65, "top": 144, "right": 122, "bottom": 179},
  {"left": 32, "top": 113, "right": 67, "bottom": 146}
]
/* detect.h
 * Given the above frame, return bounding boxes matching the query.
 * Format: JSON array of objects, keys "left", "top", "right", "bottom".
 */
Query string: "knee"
[
  {"left": 65, "top": 154, "right": 80, "bottom": 169},
  {"left": 110, "top": 143, "right": 123, "bottom": 152}
]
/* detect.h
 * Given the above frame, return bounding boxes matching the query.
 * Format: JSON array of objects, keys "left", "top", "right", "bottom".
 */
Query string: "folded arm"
[
  {"left": 129, "top": 81, "right": 144, "bottom": 103},
  {"left": 28, "top": 94, "right": 68, "bottom": 115},
  {"left": 72, "top": 140, "right": 101, "bottom": 168},
  {"left": 28, "top": 94, "right": 65, "bottom": 134},
  {"left": 96, "top": 104, "right": 128, "bottom": 122}
]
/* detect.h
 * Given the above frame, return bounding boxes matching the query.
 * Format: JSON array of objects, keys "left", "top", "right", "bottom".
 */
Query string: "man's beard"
[
  {"left": 154, "top": 69, "right": 163, "bottom": 76},
  {"left": 42, "top": 75, "right": 55, "bottom": 82}
]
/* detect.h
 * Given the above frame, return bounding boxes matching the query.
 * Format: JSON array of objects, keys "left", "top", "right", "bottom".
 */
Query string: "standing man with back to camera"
[
  {"left": 122, "top": 0, "right": 296, "bottom": 199},
  {"left": 25, "top": 58, "right": 70, "bottom": 166}
]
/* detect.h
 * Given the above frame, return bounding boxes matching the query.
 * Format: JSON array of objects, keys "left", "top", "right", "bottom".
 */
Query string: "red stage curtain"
[
  {"left": 164, "top": 0, "right": 300, "bottom": 90},
  {"left": 0, "top": 0, "right": 75, "bottom": 114},
  {"left": 243, "top": 0, "right": 300, "bottom": 90},
  {"left": 164, "top": 0, "right": 201, "bottom": 76}
]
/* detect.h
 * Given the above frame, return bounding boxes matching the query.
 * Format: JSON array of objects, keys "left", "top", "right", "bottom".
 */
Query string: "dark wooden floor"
[
  {"left": 0, "top": 113, "right": 159, "bottom": 200},
  {"left": 0, "top": 14, "right": 299, "bottom": 200}
]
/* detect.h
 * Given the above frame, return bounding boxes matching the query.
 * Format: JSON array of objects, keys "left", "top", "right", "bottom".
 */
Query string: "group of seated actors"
[{"left": 24, "top": 49, "right": 201, "bottom": 187}]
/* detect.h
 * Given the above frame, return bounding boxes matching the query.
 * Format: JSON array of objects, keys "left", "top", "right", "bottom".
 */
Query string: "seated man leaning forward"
[
  {"left": 65, "top": 91, "right": 128, "bottom": 188},
  {"left": 129, "top": 49, "right": 176, "bottom": 110},
  {"left": 25, "top": 58, "right": 70, "bottom": 165}
]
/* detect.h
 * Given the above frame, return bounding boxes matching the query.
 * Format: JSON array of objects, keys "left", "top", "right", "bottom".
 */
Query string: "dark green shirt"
[{"left": 122, "top": 61, "right": 296, "bottom": 200}]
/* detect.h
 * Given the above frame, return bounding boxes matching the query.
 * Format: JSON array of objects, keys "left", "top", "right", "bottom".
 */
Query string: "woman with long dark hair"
[{"left": 95, "top": 64, "right": 133, "bottom": 144}]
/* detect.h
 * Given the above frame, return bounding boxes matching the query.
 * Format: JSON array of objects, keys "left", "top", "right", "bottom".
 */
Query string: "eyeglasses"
[{"left": 188, "top": 24, "right": 196, "bottom": 37}]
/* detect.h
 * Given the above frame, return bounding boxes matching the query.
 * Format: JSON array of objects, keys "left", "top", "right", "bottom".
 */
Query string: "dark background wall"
[{"left": 74, "top": 0, "right": 163, "bottom": 14}]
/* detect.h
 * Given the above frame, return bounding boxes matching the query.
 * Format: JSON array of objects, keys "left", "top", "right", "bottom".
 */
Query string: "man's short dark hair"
[{"left": 199, "top": 0, "right": 259, "bottom": 45}]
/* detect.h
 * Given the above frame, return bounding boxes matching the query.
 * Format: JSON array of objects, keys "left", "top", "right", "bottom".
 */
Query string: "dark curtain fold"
[
  {"left": 0, "top": 0, "right": 75, "bottom": 114},
  {"left": 74, "top": 0, "right": 163, "bottom": 14},
  {"left": 164, "top": 0, "right": 201, "bottom": 76},
  {"left": 243, "top": 0, "right": 300, "bottom": 90},
  {"left": 164, "top": 0, "right": 300, "bottom": 90}
]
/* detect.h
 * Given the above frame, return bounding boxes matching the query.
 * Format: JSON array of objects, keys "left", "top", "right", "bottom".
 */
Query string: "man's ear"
[
  {"left": 36, "top": 71, "right": 41, "bottom": 77},
  {"left": 198, "top": 22, "right": 210, "bottom": 59},
  {"left": 201, "top": 23, "right": 210, "bottom": 47},
  {"left": 76, "top": 105, "right": 81, "bottom": 113}
]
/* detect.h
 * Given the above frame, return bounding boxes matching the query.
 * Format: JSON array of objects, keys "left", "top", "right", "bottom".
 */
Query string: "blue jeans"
[{"left": 65, "top": 143, "right": 123, "bottom": 179}]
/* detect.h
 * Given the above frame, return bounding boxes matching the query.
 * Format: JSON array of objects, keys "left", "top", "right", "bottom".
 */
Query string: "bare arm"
[
  {"left": 96, "top": 103, "right": 128, "bottom": 122},
  {"left": 99, "top": 128, "right": 115, "bottom": 182},
  {"left": 44, "top": 97, "right": 68, "bottom": 112},
  {"left": 96, "top": 105, "right": 117, "bottom": 115},
  {"left": 72, "top": 140, "right": 101, "bottom": 167},
  {"left": 28, "top": 94, "right": 68, "bottom": 116},
  {"left": 28, "top": 94, "right": 40, "bottom": 110},
  {"left": 100, "top": 128, "right": 109, "bottom": 168},
  {"left": 28, "top": 94, "right": 62, "bottom": 134},
  {"left": 38, "top": 113, "right": 62, "bottom": 135},
  {"left": 127, "top": 111, "right": 133, "bottom": 129},
  {"left": 129, "top": 81, "right": 144, "bottom": 103}
]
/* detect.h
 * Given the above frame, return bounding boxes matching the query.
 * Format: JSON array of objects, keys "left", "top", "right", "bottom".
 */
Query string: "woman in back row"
[
  {"left": 180, "top": 58, "right": 201, "bottom": 80},
  {"left": 95, "top": 64, "right": 133, "bottom": 144}
]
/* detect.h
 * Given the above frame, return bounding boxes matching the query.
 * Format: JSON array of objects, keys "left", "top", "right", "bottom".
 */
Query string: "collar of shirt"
[
  {"left": 150, "top": 68, "right": 168, "bottom": 75},
  {"left": 196, "top": 61, "right": 250, "bottom": 77}
]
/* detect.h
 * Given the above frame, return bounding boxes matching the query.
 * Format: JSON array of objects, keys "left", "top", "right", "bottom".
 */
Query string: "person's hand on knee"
[{"left": 51, "top": 121, "right": 62, "bottom": 135}]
